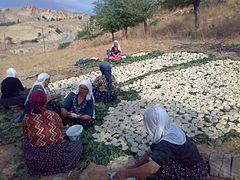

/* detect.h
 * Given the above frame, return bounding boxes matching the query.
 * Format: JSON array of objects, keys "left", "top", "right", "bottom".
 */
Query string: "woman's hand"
[
  {"left": 61, "top": 108, "right": 72, "bottom": 118},
  {"left": 52, "top": 93, "right": 61, "bottom": 100},
  {"left": 70, "top": 113, "right": 81, "bottom": 119},
  {"left": 113, "top": 170, "right": 126, "bottom": 180}
]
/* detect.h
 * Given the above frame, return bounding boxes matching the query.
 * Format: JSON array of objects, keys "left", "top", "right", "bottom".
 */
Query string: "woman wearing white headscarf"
[
  {"left": 25, "top": 72, "right": 61, "bottom": 113},
  {"left": 61, "top": 79, "right": 95, "bottom": 129},
  {"left": 107, "top": 40, "right": 122, "bottom": 61},
  {"left": 114, "top": 105, "right": 208, "bottom": 180},
  {"left": 1, "top": 68, "right": 28, "bottom": 108}
]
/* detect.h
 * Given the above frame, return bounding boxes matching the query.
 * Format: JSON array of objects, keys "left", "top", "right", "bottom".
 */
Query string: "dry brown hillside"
[
  {"left": 0, "top": 7, "right": 89, "bottom": 23},
  {"left": 0, "top": 0, "right": 239, "bottom": 87}
]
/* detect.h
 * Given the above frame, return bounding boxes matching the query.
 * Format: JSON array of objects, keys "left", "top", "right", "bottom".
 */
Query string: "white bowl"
[{"left": 66, "top": 125, "right": 83, "bottom": 141}]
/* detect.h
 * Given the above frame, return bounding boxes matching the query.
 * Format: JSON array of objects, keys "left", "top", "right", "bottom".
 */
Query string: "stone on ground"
[{"left": 79, "top": 163, "right": 109, "bottom": 180}]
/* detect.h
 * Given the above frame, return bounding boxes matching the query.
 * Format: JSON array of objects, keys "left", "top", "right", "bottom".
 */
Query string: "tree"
[
  {"left": 160, "top": 0, "right": 201, "bottom": 31},
  {"left": 113, "top": 0, "right": 140, "bottom": 38},
  {"left": 94, "top": 0, "right": 157, "bottom": 39},
  {"left": 134, "top": 0, "right": 159, "bottom": 33},
  {"left": 94, "top": 0, "right": 121, "bottom": 41},
  {"left": 193, "top": 0, "right": 200, "bottom": 31}
]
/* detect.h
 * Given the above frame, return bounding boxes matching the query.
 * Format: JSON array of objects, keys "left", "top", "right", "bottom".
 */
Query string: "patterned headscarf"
[
  {"left": 28, "top": 90, "right": 47, "bottom": 114},
  {"left": 99, "top": 61, "right": 113, "bottom": 91},
  {"left": 144, "top": 105, "right": 186, "bottom": 145},
  {"left": 6, "top": 68, "right": 17, "bottom": 78}
]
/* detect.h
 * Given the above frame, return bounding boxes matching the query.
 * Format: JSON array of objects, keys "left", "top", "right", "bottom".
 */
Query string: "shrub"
[
  {"left": 31, "top": 38, "right": 38, "bottom": 43},
  {"left": 42, "top": 15, "right": 47, "bottom": 20},
  {"left": 55, "top": 28, "right": 62, "bottom": 34},
  {"left": 0, "top": 21, "right": 16, "bottom": 26},
  {"left": 58, "top": 42, "right": 71, "bottom": 49},
  {"left": 5, "top": 36, "right": 14, "bottom": 44},
  {"left": 149, "top": 19, "right": 159, "bottom": 27},
  {"left": 48, "top": 25, "right": 54, "bottom": 28}
]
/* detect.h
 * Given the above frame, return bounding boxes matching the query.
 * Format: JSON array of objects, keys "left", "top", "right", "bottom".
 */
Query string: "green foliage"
[
  {"left": 111, "top": 50, "right": 163, "bottom": 65},
  {"left": 78, "top": 128, "right": 128, "bottom": 171},
  {"left": 31, "top": 38, "right": 38, "bottom": 43},
  {"left": 149, "top": 19, "right": 159, "bottom": 26},
  {"left": 118, "top": 89, "right": 141, "bottom": 101},
  {"left": 200, "top": 0, "right": 211, "bottom": 9},
  {"left": 48, "top": 25, "right": 54, "bottom": 28},
  {"left": 7, "top": 154, "right": 32, "bottom": 179},
  {"left": 192, "top": 130, "right": 240, "bottom": 147},
  {"left": 58, "top": 42, "right": 71, "bottom": 49},
  {"left": 77, "top": 18, "right": 103, "bottom": 40},
  {"left": 93, "top": 0, "right": 121, "bottom": 34},
  {"left": 75, "top": 50, "right": 163, "bottom": 69},
  {"left": 161, "top": 0, "right": 193, "bottom": 9},
  {"left": 42, "top": 15, "right": 47, "bottom": 20},
  {"left": 93, "top": 0, "right": 158, "bottom": 37},
  {"left": 5, "top": 36, "right": 13, "bottom": 43},
  {"left": 0, "top": 109, "right": 23, "bottom": 145},
  {"left": 0, "top": 21, "right": 16, "bottom": 26}
]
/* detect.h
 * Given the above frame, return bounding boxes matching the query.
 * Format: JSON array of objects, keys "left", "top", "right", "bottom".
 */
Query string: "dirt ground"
[
  {"left": 0, "top": 138, "right": 239, "bottom": 179},
  {"left": 0, "top": 1, "right": 239, "bottom": 178}
]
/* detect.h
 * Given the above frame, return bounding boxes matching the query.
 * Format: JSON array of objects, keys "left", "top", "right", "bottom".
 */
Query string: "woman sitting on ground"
[
  {"left": 26, "top": 72, "right": 61, "bottom": 113},
  {"left": 93, "top": 62, "right": 118, "bottom": 103},
  {"left": 1, "top": 68, "right": 29, "bottom": 108},
  {"left": 107, "top": 40, "right": 122, "bottom": 61},
  {"left": 23, "top": 90, "right": 82, "bottom": 176},
  {"left": 61, "top": 79, "right": 95, "bottom": 129},
  {"left": 114, "top": 105, "right": 208, "bottom": 180}
]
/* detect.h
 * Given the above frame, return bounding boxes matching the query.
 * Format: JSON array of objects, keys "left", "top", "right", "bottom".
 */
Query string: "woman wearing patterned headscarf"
[
  {"left": 61, "top": 79, "right": 95, "bottom": 129},
  {"left": 93, "top": 62, "right": 118, "bottom": 103},
  {"left": 1, "top": 68, "right": 28, "bottom": 108},
  {"left": 23, "top": 90, "right": 82, "bottom": 176},
  {"left": 114, "top": 105, "right": 208, "bottom": 180}
]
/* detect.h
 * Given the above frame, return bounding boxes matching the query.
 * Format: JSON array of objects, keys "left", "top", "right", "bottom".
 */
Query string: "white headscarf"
[
  {"left": 25, "top": 72, "right": 50, "bottom": 104},
  {"left": 112, "top": 40, "right": 121, "bottom": 51},
  {"left": 6, "top": 68, "right": 17, "bottom": 78},
  {"left": 72, "top": 79, "right": 95, "bottom": 118},
  {"left": 143, "top": 105, "right": 186, "bottom": 145},
  {"left": 32, "top": 72, "right": 50, "bottom": 95}
]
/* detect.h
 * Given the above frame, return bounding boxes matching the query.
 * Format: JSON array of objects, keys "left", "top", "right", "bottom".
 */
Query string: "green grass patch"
[
  {"left": 0, "top": 108, "right": 23, "bottom": 145},
  {"left": 78, "top": 128, "right": 130, "bottom": 171},
  {"left": 118, "top": 89, "right": 141, "bottom": 101},
  {"left": 58, "top": 42, "right": 71, "bottom": 49},
  {"left": 75, "top": 50, "right": 163, "bottom": 69},
  {"left": 192, "top": 130, "right": 240, "bottom": 147},
  {"left": 110, "top": 50, "right": 163, "bottom": 66}
]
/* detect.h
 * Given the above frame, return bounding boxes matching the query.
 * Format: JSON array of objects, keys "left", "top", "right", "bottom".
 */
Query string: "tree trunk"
[
  {"left": 121, "top": 26, "right": 125, "bottom": 37},
  {"left": 193, "top": 0, "right": 201, "bottom": 31},
  {"left": 111, "top": 31, "right": 115, "bottom": 41},
  {"left": 144, "top": 19, "right": 148, "bottom": 33},
  {"left": 124, "top": 26, "right": 128, "bottom": 38}
]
